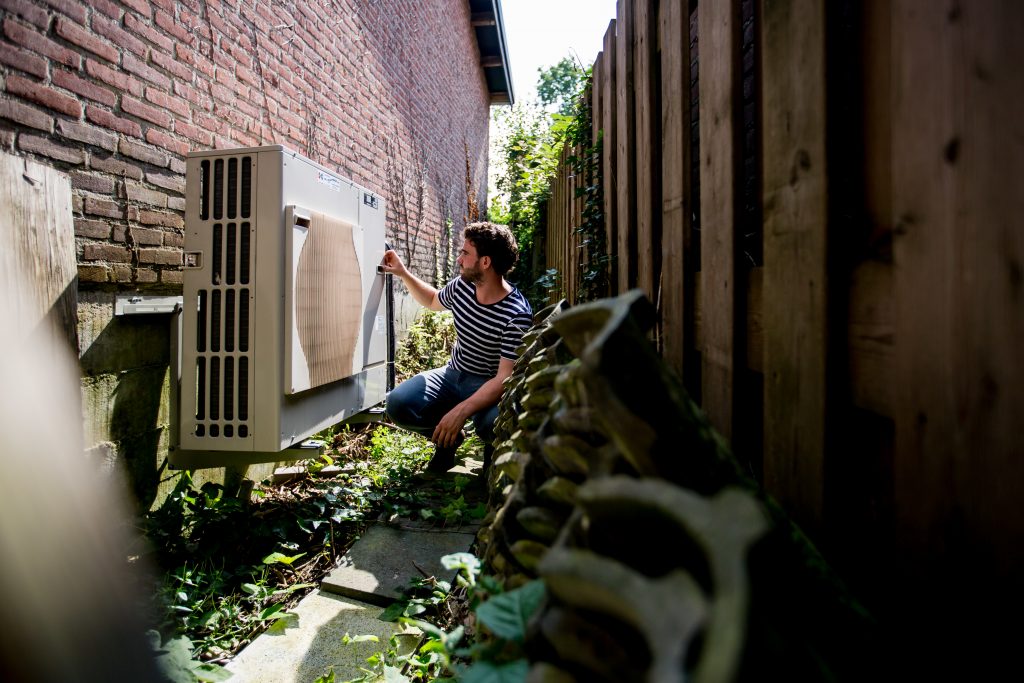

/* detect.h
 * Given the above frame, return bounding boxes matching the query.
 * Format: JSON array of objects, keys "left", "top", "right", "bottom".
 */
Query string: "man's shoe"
[{"left": 425, "top": 431, "right": 465, "bottom": 472}]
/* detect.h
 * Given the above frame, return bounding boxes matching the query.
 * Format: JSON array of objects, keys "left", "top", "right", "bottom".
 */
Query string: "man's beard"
[{"left": 460, "top": 264, "right": 483, "bottom": 284}]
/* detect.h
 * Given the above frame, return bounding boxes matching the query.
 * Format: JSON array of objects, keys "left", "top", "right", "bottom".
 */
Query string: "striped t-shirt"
[{"left": 437, "top": 277, "right": 533, "bottom": 377}]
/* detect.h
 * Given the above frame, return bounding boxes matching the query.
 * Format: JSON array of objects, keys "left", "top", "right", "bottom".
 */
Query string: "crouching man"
[{"left": 381, "top": 222, "right": 533, "bottom": 471}]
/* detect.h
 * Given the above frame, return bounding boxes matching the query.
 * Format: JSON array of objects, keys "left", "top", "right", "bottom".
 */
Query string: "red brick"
[
  {"left": 167, "top": 196, "right": 186, "bottom": 211},
  {"left": 90, "top": 153, "right": 144, "bottom": 180},
  {"left": 52, "top": 69, "right": 117, "bottom": 108},
  {"left": 150, "top": 0, "right": 176, "bottom": 14},
  {"left": 4, "top": 19, "right": 80, "bottom": 69},
  {"left": 173, "top": 80, "right": 209, "bottom": 109},
  {"left": 134, "top": 267, "right": 158, "bottom": 283},
  {"left": 123, "top": 52, "right": 171, "bottom": 89},
  {"left": 119, "top": 138, "right": 169, "bottom": 167},
  {"left": 146, "top": 128, "right": 189, "bottom": 156},
  {"left": 19, "top": 133, "right": 85, "bottom": 164},
  {"left": 57, "top": 119, "right": 118, "bottom": 151},
  {"left": 127, "top": 226, "right": 163, "bottom": 245},
  {"left": 146, "top": 170, "right": 185, "bottom": 193},
  {"left": 169, "top": 157, "right": 185, "bottom": 174},
  {"left": 96, "top": 0, "right": 123, "bottom": 18},
  {"left": 134, "top": 209, "right": 183, "bottom": 229},
  {"left": 86, "top": 59, "right": 142, "bottom": 97},
  {"left": 6, "top": 76, "right": 82, "bottom": 118},
  {"left": 71, "top": 172, "right": 114, "bottom": 193},
  {"left": 151, "top": 49, "right": 192, "bottom": 82},
  {"left": 111, "top": 264, "right": 133, "bottom": 282},
  {"left": 77, "top": 264, "right": 111, "bottom": 282},
  {"left": 160, "top": 268, "right": 183, "bottom": 284},
  {"left": 43, "top": 0, "right": 88, "bottom": 24},
  {"left": 154, "top": 10, "right": 194, "bottom": 46},
  {"left": 74, "top": 217, "right": 112, "bottom": 238},
  {"left": 0, "top": 98, "right": 53, "bottom": 132},
  {"left": 173, "top": 119, "right": 212, "bottom": 145},
  {"left": 84, "top": 196, "right": 123, "bottom": 218},
  {"left": 83, "top": 242, "right": 132, "bottom": 262},
  {"left": 55, "top": 17, "right": 119, "bottom": 64},
  {"left": 122, "top": 95, "right": 172, "bottom": 128},
  {"left": 93, "top": 14, "right": 147, "bottom": 58},
  {"left": 86, "top": 106, "right": 142, "bottom": 138},
  {"left": 162, "top": 229, "right": 184, "bottom": 247},
  {"left": 5, "top": 0, "right": 49, "bottom": 29},
  {"left": 124, "top": 181, "right": 167, "bottom": 207},
  {"left": 145, "top": 87, "right": 190, "bottom": 118},
  {"left": 138, "top": 247, "right": 181, "bottom": 264},
  {"left": 125, "top": 12, "right": 174, "bottom": 53},
  {"left": 0, "top": 42, "right": 47, "bottom": 78},
  {"left": 123, "top": 0, "right": 153, "bottom": 18}
]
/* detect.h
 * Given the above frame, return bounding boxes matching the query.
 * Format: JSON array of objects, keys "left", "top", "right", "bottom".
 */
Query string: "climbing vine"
[{"left": 489, "top": 57, "right": 607, "bottom": 308}]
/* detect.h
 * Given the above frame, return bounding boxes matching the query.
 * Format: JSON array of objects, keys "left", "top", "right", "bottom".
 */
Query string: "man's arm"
[
  {"left": 431, "top": 357, "right": 515, "bottom": 447},
  {"left": 380, "top": 249, "right": 443, "bottom": 311}
]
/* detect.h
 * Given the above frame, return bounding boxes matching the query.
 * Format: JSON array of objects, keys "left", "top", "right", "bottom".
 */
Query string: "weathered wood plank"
[
  {"left": 615, "top": 0, "right": 637, "bottom": 293},
  {"left": 891, "top": 0, "right": 1024, "bottom": 580},
  {"left": 698, "top": 0, "right": 741, "bottom": 441},
  {"left": 761, "top": 0, "right": 828, "bottom": 533},
  {"left": 633, "top": 0, "right": 657, "bottom": 301},
  {"left": 0, "top": 151, "right": 78, "bottom": 352},
  {"left": 601, "top": 21, "right": 618, "bottom": 296},
  {"left": 659, "top": 0, "right": 691, "bottom": 378}
]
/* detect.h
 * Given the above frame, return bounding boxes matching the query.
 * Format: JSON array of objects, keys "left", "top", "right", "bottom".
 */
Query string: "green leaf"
[
  {"left": 341, "top": 633, "right": 379, "bottom": 644},
  {"left": 378, "top": 601, "right": 407, "bottom": 622},
  {"left": 262, "top": 552, "right": 306, "bottom": 566},
  {"left": 459, "top": 660, "right": 529, "bottom": 683},
  {"left": 474, "top": 580, "right": 546, "bottom": 643},
  {"left": 258, "top": 603, "right": 286, "bottom": 620},
  {"left": 191, "top": 661, "right": 233, "bottom": 682}
]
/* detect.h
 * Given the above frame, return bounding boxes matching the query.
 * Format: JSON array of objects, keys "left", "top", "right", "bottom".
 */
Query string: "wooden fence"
[{"left": 543, "top": 0, "right": 1024, "bottom": 643}]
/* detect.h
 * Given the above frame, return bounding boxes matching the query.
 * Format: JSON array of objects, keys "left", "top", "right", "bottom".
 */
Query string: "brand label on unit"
[
  {"left": 317, "top": 171, "right": 341, "bottom": 192},
  {"left": 363, "top": 193, "right": 379, "bottom": 210}
]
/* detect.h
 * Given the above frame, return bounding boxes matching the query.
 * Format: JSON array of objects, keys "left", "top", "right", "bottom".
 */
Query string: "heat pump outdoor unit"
[{"left": 169, "top": 145, "right": 389, "bottom": 468}]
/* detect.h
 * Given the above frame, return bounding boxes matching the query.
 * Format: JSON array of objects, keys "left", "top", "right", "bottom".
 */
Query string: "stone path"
[{"left": 226, "top": 456, "right": 484, "bottom": 683}]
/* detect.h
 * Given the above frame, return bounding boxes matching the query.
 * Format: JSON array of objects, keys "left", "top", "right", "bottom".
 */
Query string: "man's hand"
[
  {"left": 380, "top": 249, "right": 408, "bottom": 278},
  {"left": 432, "top": 403, "right": 470, "bottom": 448}
]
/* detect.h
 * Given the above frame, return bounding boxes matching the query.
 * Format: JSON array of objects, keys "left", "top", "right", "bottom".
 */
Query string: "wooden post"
[
  {"left": 633, "top": 0, "right": 658, "bottom": 302},
  {"left": 891, "top": 0, "right": 1024, "bottom": 581},
  {"left": 616, "top": 0, "right": 637, "bottom": 293},
  {"left": 760, "top": 0, "right": 828, "bottom": 534},
  {"left": 660, "top": 0, "right": 692, "bottom": 379},
  {"left": 698, "top": 0, "right": 742, "bottom": 441},
  {"left": 0, "top": 152, "right": 78, "bottom": 352},
  {"left": 602, "top": 21, "right": 619, "bottom": 296}
]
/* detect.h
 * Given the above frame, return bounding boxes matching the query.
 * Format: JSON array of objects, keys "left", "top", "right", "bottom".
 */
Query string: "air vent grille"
[{"left": 193, "top": 155, "right": 254, "bottom": 440}]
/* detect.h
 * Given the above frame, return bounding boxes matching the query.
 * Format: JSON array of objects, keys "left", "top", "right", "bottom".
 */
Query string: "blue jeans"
[{"left": 385, "top": 365, "right": 499, "bottom": 444}]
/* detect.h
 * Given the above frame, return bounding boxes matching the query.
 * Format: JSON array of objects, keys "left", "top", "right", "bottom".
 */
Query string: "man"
[{"left": 382, "top": 222, "right": 533, "bottom": 471}]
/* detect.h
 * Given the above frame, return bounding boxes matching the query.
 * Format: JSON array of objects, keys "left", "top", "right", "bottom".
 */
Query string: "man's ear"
[{"left": 479, "top": 254, "right": 492, "bottom": 270}]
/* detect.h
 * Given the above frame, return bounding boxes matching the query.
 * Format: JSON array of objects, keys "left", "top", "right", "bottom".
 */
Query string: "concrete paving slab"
[
  {"left": 225, "top": 590, "right": 412, "bottom": 683},
  {"left": 322, "top": 523, "right": 477, "bottom": 605}
]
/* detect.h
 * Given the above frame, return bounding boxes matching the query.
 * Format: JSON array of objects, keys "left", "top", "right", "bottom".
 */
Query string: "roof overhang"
[{"left": 469, "top": 0, "right": 514, "bottom": 105}]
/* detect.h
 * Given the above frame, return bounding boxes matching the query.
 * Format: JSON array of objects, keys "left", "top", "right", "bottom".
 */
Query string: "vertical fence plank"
[
  {"left": 591, "top": 64, "right": 603, "bottom": 301},
  {"left": 761, "top": 0, "right": 828, "bottom": 533},
  {"left": 602, "top": 22, "right": 619, "bottom": 295},
  {"left": 616, "top": 0, "right": 637, "bottom": 293},
  {"left": 698, "top": 0, "right": 742, "bottom": 441},
  {"left": 891, "top": 0, "right": 1024, "bottom": 582},
  {"left": 633, "top": 0, "right": 658, "bottom": 301},
  {"left": 660, "top": 0, "right": 692, "bottom": 378},
  {"left": 0, "top": 152, "right": 77, "bottom": 350}
]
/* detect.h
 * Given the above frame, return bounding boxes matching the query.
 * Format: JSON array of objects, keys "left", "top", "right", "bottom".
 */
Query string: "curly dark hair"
[{"left": 463, "top": 222, "right": 519, "bottom": 276}]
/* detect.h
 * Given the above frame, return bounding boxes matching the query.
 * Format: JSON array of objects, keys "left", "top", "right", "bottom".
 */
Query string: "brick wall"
[
  {"left": 1, "top": 0, "right": 491, "bottom": 285},
  {"left": 0, "top": 0, "right": 493, "bottom": 507}
]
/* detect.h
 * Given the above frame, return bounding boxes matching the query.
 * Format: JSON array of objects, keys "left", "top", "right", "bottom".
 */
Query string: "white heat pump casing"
[{"left": 177, "top": 145, "right": 387, "bottom": 458}]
